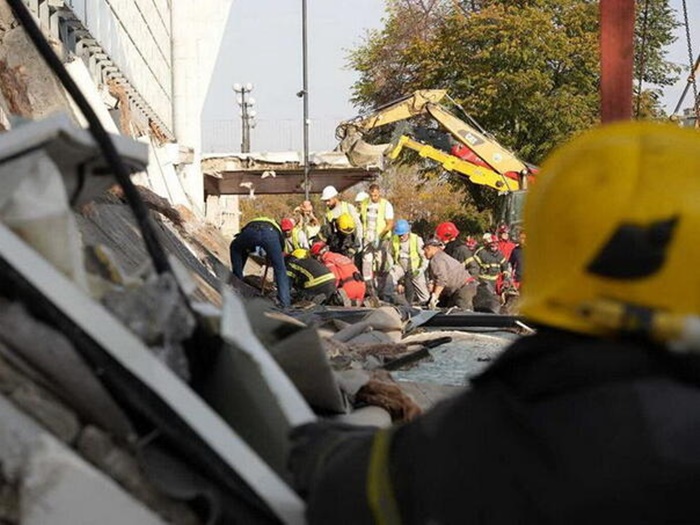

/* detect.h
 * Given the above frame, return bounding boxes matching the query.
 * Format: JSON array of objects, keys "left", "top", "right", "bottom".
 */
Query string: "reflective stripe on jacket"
[
  {"left": 467, "top": 246, "right": 509, "bottom": 280},
  {"left": 286, "top": 257, "right": 336, "bottom": 289}
]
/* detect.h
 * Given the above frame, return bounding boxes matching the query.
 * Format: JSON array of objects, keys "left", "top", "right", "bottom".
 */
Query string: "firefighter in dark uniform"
[
  {"left": 435, "top": 221, "right": 472, "bottom": 263},
  {"left": 285, "top": 249, "right": 337, "bottom": 305},
  {"left": 229, "top": 216, "right": 291, "bottom": 307},
  {"left": 289, "top": 122, "right": 700, "bottom": 524},
  {"left": 466, "top": 234, "right": 511, "bottom": 313}
]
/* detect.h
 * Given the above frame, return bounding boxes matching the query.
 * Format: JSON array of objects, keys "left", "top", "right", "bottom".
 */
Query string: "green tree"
[
  {"left": 347, "top": 0, "right": 679, "bottom": 217},
  {"left": 351, "top": 0, "right": 678, "bottom": 161}
]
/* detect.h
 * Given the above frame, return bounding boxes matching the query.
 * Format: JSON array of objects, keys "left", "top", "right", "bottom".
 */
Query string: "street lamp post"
[
  {"left": 301, "top": 0, "right": 310, "bottom": 200},
  {"left": 233, "top": 83, "right": 256, "bottom": 153}
]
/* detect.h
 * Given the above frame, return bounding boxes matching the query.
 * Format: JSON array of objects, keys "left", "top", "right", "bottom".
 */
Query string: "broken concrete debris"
[{"left": 0, "top": 112, "right": 523, "bottom": 523}]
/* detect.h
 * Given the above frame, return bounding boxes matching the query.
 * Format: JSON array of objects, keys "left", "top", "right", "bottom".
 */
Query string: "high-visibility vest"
[
  {"left": 360, "top": 198, "right": 389, "bottom": 238},
  {"left": 325, "top": 201, "right": 352, "bottom": 223},
  {"left": 391, "top": 233, "right": 421, "bottom": 271},
  {"left": 288, "top": 226, "right": 305, "bottom": 250},
  {"left": 248, "top": 216, "right": 282, "bottom": 233}
]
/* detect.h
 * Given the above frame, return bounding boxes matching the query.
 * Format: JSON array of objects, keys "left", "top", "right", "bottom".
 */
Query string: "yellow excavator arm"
[
  {"left": 388, "top": 136, "right": 520, "bottom": 192},
  {"left": 336, "top": 89, "right": 531, "bottom": 191},
  {"left": 337, "top": 89, "right": 448, "bottom": 133}
]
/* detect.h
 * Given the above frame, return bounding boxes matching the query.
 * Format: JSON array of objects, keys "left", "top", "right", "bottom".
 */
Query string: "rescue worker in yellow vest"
[
  {"left": 388, "top": 219, "right": 429, "bottom": 305},
  {"left": 466, "top": 234, "right": 511, "bottom": 313},
  {"left": 289, "top": 122, "right": 700, "bottom": 524},
  {"left": 321, "top": 185, "right": 363, "bottom": 240},
  {"left": 284, "top": 249, "right": 337, "bottom": 305},
  {"left": 359, "top": 183, "right": 394, "bottom": 290},
  {"left": 281, "top": 217, "right": 309, "bottom": 254},
  {"left": 229, "top": 216, "right": 290, "bottom": 307}
]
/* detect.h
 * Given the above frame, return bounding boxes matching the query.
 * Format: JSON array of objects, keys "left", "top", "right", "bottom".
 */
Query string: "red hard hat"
[
  {"left": 280, "top": 218, "right": 295, "bottom": 232},
  {"left": 310, "top": 241, "right": 327, "bottom": 256},
  {"left": 435, "top": 221, "right": 459, "bottom": 242}
]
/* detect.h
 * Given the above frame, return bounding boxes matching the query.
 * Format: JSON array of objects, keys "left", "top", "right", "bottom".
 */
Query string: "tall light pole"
[
  {"left": 233, "top": 83, "right": 256, "bottom": 153},
  {"left": 301, "top": 0, "right": 310, "bottom": 199}
]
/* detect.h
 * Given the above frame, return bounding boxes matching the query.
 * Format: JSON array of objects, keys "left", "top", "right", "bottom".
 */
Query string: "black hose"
[{"left": 7, "top": 0, "right": 172, "bottom": 276}]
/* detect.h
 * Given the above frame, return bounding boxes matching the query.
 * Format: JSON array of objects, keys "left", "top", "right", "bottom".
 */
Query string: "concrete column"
[{"left": 171, "top": 0, "right": 233, "bottom": 213}]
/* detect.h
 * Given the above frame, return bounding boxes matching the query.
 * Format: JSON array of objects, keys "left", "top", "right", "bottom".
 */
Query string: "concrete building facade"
[{"left": 20, "top": 0, "right": 233, "bottom": 215}]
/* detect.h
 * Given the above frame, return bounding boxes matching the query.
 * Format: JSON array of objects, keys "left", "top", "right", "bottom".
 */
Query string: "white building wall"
[
  {"left": 56, "top": 0, "right": 233, "bottom": 214},
  {"left": 64, "top": 0, "right": 173, "bottom": 132},
  {"left": 172, "top": 1, "right": 233, "bottom": 212}
]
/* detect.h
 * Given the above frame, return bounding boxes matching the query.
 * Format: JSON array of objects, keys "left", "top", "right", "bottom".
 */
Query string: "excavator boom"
[
  {"left": 423, "top": 104, "right": 528, "bottom": 176},
  {"left": 337, "top": 89, "right": 535, "bottom": 226},
  {"left": 389, "top": 136, "right": 520, "bottom": 192},
  {"left": 337, "top": 89, "right": 448, "bottom": 134}
]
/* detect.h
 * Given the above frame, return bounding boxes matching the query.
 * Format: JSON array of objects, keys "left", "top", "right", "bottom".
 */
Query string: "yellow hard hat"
[
  {"left": 291, "top": 248, "right": 309, "bottom": 259},
  {"left": 520, "top": 121, "right": 700, "bottom": 345},
  {"left": 337, "top": 213, "right": 355, "bottom": 234}
]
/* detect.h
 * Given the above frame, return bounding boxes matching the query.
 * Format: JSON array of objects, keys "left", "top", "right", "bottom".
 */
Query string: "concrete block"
[{"left": 22, "top": 437, "right": 166, "bottom": 525}]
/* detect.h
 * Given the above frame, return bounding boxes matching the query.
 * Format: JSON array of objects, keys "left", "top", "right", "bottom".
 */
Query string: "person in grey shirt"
[{"left": 424, "top": 237, "right": 476, "bottom": 310}]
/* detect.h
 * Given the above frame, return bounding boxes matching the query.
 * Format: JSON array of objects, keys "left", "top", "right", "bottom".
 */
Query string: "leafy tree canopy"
[{"left": 348, "top": 0, "right": 680, "bottom": 164}]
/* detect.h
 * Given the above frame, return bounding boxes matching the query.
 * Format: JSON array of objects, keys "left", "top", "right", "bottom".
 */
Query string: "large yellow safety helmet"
[
  {"left": 520, "top": 121, "right": 700, "bottom": 348},
  {"left": 337, "top": 213, "right": 355, "bottom": 234}
]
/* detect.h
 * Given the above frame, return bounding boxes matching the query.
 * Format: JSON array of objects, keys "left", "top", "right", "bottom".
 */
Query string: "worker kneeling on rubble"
[
  {"left": 285, "top": 248, "right": 337, "bottom": 305},
  {"left": 310, "top": 241, "right": 365, "bottom": 306},
  {"left": 289, "top": 122, "right": 700, "bottom": 524}
]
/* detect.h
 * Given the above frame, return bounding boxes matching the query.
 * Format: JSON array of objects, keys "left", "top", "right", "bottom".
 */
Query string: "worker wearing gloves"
[
  {"left": 423, "top": 237, "right": 476, "bottom": 310},
  {"left": 284, "top": 249, "right": 337, "bottom": 305},
  {"left": 388, "top": 219, "right": 429, "bottom": 305},
  {"left": 359, "top": 183, "right": 394, "bottom": 290},
  {"left": 289, "top": 122, "right": 700, "bottom": 524},
  {"left": 229, "top": 216, "right": 291, "bottom": 308}
]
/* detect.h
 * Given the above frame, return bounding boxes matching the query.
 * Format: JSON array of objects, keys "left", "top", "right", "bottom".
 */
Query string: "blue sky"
[{"left": 202, "top": 0, "right": 700, "bottom": 154}]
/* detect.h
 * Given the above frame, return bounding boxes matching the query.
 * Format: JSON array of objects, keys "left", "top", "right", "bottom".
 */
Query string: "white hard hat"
[
  {"left": 321, "top": 185, "right": 339, "bottom": 201},
  {"left": 355, "top": 191, "right": 369, "bottom": 202},
  {"left": 483, "top": 233, "right": 493, "bottom": 242}
]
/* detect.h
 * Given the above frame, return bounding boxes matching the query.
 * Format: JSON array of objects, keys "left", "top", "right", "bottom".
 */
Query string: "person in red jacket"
[
  {"left": 310, "top": 241, "right": 366, "bottom": 305},
  {"left": 496, "top": 224, "right": 516, "bottom": 260}
]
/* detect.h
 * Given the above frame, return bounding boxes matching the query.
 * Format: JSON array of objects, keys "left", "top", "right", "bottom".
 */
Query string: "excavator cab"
[{"left": 496, "top": 190, "right": 527, "bottom": 231}]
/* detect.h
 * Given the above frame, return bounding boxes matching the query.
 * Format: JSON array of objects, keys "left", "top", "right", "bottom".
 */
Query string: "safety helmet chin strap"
[{"left": 578, "top": 298, "right": 700, "bottom": 354}]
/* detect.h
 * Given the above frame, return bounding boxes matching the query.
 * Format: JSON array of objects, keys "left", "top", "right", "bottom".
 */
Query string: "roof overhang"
[{"left": 202, "top": 152, "right": 380, "bottom": 196}]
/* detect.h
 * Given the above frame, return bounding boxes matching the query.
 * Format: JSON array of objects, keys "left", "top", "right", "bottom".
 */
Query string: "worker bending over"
[
  {"left": 284, "top": 249, "right": 337, "bottom": 305},
  {"left": 229, "top": 217, "right": 290, "bottom": 308},
  {"left": 423, "top": 237, "right": 476, "bottom": 310}
]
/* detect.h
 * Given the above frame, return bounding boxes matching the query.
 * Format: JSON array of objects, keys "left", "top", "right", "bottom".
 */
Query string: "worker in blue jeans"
[{"left": 229, "top": 217, "right": 291, "bottom": 308}]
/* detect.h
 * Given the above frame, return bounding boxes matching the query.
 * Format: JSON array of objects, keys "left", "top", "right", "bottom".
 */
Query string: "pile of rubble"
[{"left": 0, "top": 114, "right": 522, "bottom": 523}]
